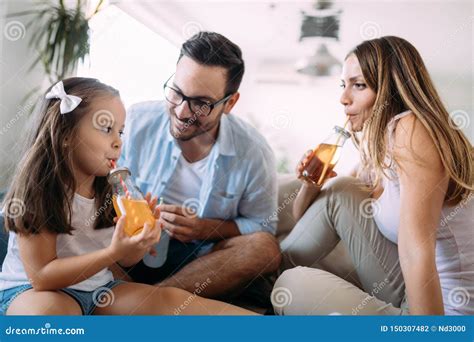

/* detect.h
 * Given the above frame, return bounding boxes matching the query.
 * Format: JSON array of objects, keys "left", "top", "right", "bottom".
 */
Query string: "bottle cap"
[
  {"left": 107, "top": 167, "right": 131, "bottom": 185},
  {"left": 334, "top": 125, "right": 351, "bottom": 139}
]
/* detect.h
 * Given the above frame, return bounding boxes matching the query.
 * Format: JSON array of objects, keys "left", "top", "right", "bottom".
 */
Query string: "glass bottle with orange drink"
[
  {"left": 107, "top": 166, "right": 156, "bottom": 236},
  {"left": 301, "top": 125, "right": 351, "bottom": 186}
]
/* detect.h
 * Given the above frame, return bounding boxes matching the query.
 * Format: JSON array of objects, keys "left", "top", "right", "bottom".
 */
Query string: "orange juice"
[
  {"left": 113, "top": 195, "right": 155, "bottom": 236},
  {"left": 304, "top": 143, "right": 341, "bottom": 186}
]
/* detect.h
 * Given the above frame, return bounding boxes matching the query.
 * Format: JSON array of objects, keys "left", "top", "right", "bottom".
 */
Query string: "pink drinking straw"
[{"left": 111, "top": 160, "right": 130, "bottom": 198}]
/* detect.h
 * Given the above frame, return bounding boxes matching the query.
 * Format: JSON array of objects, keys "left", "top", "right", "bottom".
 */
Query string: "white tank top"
[
  {"left": 373, "top": 110, "right": 474, "bottom": 315},
  {"left": 0, "top": 193, "right": 114, "bottom": 292}
]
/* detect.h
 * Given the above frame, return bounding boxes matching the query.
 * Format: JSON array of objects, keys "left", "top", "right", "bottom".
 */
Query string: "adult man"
[{"left": 118, "top": 32, "right": 281, "bottom": 299}]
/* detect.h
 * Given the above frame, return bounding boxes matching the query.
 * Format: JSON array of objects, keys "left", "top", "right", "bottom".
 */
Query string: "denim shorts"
[{"left": 0, "top": 280, "right": 124, "bottom": 315}]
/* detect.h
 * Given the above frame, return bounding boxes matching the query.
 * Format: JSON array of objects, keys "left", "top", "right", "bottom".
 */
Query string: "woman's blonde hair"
[{"left": 349, "top": 36, "right": 473, "bottom": 205}]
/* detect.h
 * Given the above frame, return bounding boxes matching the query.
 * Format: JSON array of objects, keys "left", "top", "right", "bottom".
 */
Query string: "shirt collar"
[{"left": 214, "top": 114, "right": 236, "bottom": 156}]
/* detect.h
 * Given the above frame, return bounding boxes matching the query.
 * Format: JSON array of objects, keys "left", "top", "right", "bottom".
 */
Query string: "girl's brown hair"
[
  {"left": 349, "top": 36, "right": 473, "bottom": 205},
  {"left": 3, "top": 77, "right": 120, "bottom": 235}
]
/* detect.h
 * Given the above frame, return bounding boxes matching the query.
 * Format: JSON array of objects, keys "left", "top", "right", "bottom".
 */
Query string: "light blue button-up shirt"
[{"left": 118, "top": 101, "right": 278, "bottom": 245}]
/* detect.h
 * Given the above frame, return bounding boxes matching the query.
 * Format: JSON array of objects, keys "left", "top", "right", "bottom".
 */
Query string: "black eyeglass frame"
[{"left": 163, "top": 74, "right": 233, "bottom": 117}]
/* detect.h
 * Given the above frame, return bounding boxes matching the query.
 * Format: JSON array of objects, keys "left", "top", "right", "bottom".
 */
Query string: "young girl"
[
  {"left": 275, "top": 36, "right": 473, "bottom": 315},
  {"left": 0, "top": 77, "right": 254, "bottom": 315}
]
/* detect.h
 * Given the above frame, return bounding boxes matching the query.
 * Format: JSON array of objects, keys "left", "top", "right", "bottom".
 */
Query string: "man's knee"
[
  {"left": 246, "top": 232, "right": 282, "bottom": 272},
  {"left": 214, "top": 232, "right": 281, "bottom": 274}
]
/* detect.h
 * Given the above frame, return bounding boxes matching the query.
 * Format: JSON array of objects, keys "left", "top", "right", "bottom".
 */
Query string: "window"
[{"left": 77, "top": 5, "right": 179, "bottom": 108}]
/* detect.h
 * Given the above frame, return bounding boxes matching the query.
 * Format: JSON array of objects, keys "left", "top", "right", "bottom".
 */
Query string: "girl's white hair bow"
[{"left": 45, "top": 81, "right": 82, "bottom": 114}]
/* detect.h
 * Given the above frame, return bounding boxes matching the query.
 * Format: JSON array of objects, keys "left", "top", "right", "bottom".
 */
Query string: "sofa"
[{"left": 0, "top": 175, "right": 359, "bottom": 310}]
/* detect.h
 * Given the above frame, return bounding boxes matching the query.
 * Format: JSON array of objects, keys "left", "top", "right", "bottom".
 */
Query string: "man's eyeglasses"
[{"left": 163, "top": 75, "right": 233, "bottom": 117}]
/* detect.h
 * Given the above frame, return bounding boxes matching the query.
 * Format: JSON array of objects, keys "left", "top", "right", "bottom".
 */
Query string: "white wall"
[{"left": 0, "top": 0, "right": 45, "bottom": 190}]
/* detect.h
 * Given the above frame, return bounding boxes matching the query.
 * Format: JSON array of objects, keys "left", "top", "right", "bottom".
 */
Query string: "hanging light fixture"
[{"left": 296, "top": 0, "right": 342, "bottom": 77}]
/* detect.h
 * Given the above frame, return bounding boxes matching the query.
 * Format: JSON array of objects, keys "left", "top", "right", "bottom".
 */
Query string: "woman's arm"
[
  {"left": 394, "top": 115, "right": 447, "bottom": 315},
  {"left": 293, "top": 156, "right": 359, "bottom": 220},
  {"left": 292, "top": 184, "right": 322, "bottom": 221},
  {"left": 292, "top": 150, "right": 328, "bottom": 220}
]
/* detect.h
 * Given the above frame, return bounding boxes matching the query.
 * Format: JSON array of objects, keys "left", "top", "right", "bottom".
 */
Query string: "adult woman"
[{"left": 274, "top": 36, "right": 473, "bottom": 315}]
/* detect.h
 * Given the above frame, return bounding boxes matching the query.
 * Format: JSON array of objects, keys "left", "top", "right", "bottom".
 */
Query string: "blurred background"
[{"left": 0, "top": 0, "right": 472, "bottom": 190}]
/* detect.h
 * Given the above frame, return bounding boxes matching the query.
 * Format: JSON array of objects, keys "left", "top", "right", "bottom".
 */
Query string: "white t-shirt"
[
  {"left": 0, "top": 193, "right": 114, "bottom": 292},
  {"left": 160, "top": 154, "right": 210, "bottom": 207}
]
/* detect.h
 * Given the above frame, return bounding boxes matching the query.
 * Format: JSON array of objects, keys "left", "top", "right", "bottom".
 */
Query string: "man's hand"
[{"left": 159, "top": 204, "right": 207, "bottom": 242}]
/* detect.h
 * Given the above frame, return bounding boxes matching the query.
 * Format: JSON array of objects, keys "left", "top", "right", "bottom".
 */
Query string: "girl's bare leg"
[
  {"left": 93, "top": 282, "right": 258, "bottom": 315},
  {"left": 7, "top": 289, "right": 82, "bottom": 315}
]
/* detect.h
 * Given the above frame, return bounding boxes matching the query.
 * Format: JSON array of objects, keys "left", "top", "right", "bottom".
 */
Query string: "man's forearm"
[{"left": 201, "top": 219, "right": 241, "bottom": 240}]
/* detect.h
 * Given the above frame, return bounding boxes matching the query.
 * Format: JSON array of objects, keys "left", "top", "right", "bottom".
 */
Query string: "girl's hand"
[
  {"left": 296, "top": 149, "right": 337, "bottom": 187},
  {"left": 144, "top": 192, "right": 159, "bottom": 215},
  {"left": 108, "top": 216, "right": 161, "bottom": 261}
]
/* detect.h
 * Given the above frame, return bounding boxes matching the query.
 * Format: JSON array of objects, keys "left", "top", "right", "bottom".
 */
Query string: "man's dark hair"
[{"left": 179, "top": 31, "right": 245, "bottom": 95}]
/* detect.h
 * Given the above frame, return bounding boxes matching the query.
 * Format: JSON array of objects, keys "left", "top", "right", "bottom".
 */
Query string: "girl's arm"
[
  {"left": 19, "top": 230, "right": 119, "bottom": 291},
  {"left": 19, "top": 216, "right": 159, "bottom": 291},
  {"left": 394, "top": 115, "right": 447, "bottom": 315}
]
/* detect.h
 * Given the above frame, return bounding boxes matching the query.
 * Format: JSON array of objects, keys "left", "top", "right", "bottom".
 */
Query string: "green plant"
[{"left": 9, "top": 0, "right": 104, "bottom": 82}]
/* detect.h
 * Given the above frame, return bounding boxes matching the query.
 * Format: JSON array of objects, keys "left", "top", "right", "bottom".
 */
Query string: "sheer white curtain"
[
  {"left": 77, "top": 3, "right": 180, "bottom": 108},
  {"left": 115, "top": 0, "right": 188, "bottom": 46}
]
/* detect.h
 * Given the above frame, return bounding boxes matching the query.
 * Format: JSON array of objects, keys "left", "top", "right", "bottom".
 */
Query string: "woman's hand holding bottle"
[{"left": 297, "top": 149, "right": 337, "bottom": 187}]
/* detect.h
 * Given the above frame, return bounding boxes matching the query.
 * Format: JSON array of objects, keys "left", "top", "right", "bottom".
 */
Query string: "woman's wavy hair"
[{"left": 348, "top": 36, "right": 473, "bottom": 205}]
